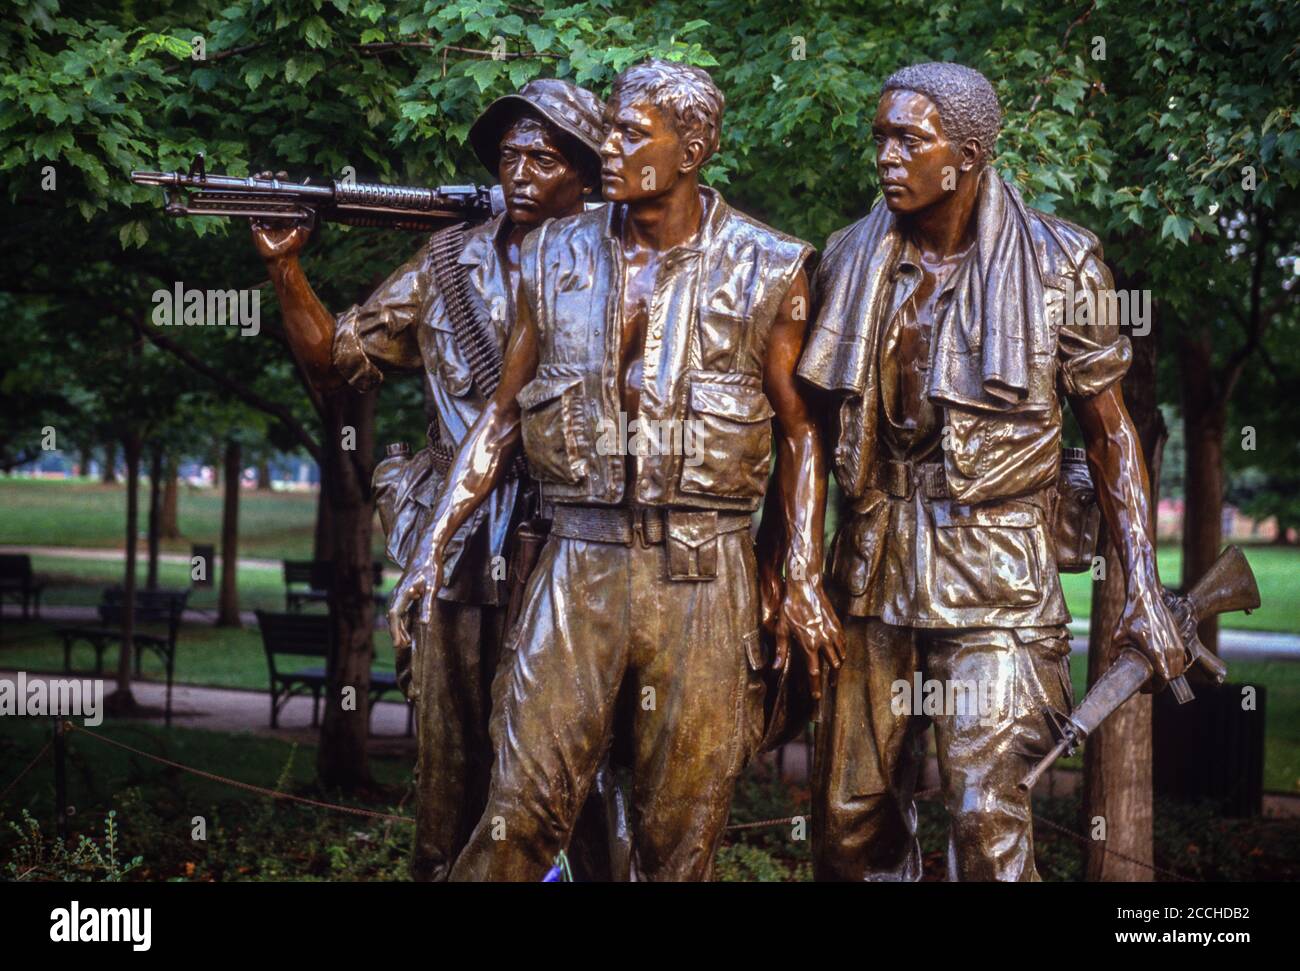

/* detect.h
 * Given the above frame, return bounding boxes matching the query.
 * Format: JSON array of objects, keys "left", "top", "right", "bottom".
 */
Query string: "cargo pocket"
[
  {"left": 665, "top": 509, "right": 719, "bottom": 581},
  {"left": 679, "top": 373, "right": 775, "bottom": 500},
  {"left": 831, "top": 500, "right": 887, "bottom": 597},
  {"left": 933, "top": 511, "right": 1044, "bottom": 609},
  {"left": 517, "top": 374, "right": 584, "bottom": 485},
  {"left": 1013, "top": 625, "right": 1075, "bottom": 721}
]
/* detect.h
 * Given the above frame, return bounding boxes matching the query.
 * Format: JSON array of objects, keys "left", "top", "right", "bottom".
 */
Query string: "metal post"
[{"left": 53, "top": 717, "right": 67, "bottom": 841}]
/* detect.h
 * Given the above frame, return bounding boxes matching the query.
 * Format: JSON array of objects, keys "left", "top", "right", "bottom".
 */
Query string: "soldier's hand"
[
  {"left": 387, "top": 551, "right": 445, "bottom": 651},
  {"left": 776, "top": 576, "right": 846, "bottom": 700},
  {"left": 1115, "top": 577, "right": 1187, "bottom": 691},
  {"left": 250, "top": 217, "right": 311, "bottom": 263},
  {"left": 249, "top": 172, "right": 312, "bottom": 262}
]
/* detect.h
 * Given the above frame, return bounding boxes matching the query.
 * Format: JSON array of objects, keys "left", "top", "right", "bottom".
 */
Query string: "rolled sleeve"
[
  {"left": 1056, "top": 253, "right": 1132, "bottom": 399},
  {"left": 330, "top": 240, "right": 434, "bottom": 390}
]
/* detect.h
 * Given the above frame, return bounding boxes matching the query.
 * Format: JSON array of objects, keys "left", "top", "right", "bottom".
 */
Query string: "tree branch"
[
  {"left": 131, "top": 318, "right": 322, "bottom": 462},
  {"left": 1027, "top": 1, "right": 1098, "bottom": 114},
  {"left": 356, "top": 41, "right": 556, "bottom": 59}
]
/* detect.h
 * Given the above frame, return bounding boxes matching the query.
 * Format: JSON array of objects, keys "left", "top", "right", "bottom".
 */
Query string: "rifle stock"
[{"left": 1018, "top": 545, "right": 1260, "bottom": 792}]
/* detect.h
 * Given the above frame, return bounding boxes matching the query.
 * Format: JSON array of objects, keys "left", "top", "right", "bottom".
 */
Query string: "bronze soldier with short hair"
[
  {"left": 392, "top": 58, "right": 845, "bottom": 881},
  {"left": 799, "top": 62, "right": 1186, "bottom": 881}
]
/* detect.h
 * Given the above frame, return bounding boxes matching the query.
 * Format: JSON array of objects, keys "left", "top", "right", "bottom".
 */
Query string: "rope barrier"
[
  {"left": 64, "top": 723, "right": 413, "bottom": 825},
  {"left": 1029, "top": 811, "right": 1195, "bottom": 883},
  {"left": 6, "top": 724, "right": 1196, "bottom": 882},
  {"left": 722, "top": 785, "right": 1196, "bottom": 881},
  {"left": 0, "top": 740, "right": 51, "bottom": 805}
]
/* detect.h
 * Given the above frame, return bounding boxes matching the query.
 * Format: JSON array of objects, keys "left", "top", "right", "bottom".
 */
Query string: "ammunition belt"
[{"left": 427, "top": 223, "right": 503, "bottom": 398}]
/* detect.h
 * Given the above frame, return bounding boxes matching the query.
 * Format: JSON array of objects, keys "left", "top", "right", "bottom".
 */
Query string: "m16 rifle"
[
  {"left": 1018, "top": 545, "right": 1261, "bottom": 791},
  {"left": 130, "top": 153, "right": 504, "bottom": 232}
]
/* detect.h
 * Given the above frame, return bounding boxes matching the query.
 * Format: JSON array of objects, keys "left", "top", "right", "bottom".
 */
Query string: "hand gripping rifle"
[
  {"left": 130, "top": 153, "right": 505, "bottom": 232},
  {"left": 1018, "top": 545, "right": 1260, "bottom": 791}
]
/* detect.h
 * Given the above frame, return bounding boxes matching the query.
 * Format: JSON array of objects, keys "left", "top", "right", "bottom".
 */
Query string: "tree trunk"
[
  {"left": 77, "top": 443, "right": 92, "bottom": 478},
  {"left": 316, "top": 388, "right": 377, "bottom": 791},
  {"left": 1179, "top": 334, "right": 1226, "bottom": 655},
  {"left": 313, "top": 484, "right": 336, "bottom": 562},
  {"left": 217, "top": 439, "right": 242, "bottom": 627},
  {"left": 1082, "top": 271, "right": 1163, "bottom": 881},
  {"left": 101, "top": 440, "right": 118, "bottom": 484},
  {"left": 257, "top": 459, "right": 272, "bottom": 491},
  {"left": 106, "top": 431, "right": 141, "bottom": 713},
  {"left": 161, "top": 456, "right": 180, "bottom": 539},
  {"left": 146, "top": 445, "right": 164, "bottom": 590}
]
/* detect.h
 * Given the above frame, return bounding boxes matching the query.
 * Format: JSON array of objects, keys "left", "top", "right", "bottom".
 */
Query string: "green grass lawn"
[
  {"left": 1058, "top": 544, "right": 1300, "bottom": 635},
  {"left": 0, "top": 477, "right": 386, "bottom": 561},
  {"left": 0, "top": 617, "right": 1293, "bottom": 792},
  {"left": 21, "top": 553, "right": 394, "bottom": 612}
]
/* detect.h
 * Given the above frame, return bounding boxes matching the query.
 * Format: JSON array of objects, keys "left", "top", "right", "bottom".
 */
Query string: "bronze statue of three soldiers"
[{"left": 261, "top": 59, "right": 1186, "bottom": 882}]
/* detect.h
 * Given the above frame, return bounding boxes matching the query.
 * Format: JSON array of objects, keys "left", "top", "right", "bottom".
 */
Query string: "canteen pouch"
[
  {"left": 665, "top": 509, "right": 719, "bottom": 581},
  {"left": 1052, "top": 447, "right": 1101, "bottom": 573}
]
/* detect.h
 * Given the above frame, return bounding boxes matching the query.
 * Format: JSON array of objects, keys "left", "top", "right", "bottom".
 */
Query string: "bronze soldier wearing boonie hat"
[{"left": 252, "top": 78, "right": 628, "bottom": 881}]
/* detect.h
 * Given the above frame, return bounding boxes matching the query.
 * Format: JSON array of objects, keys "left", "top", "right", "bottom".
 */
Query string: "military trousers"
[
  {"left": 449, "top": 525, "right": 766, "bottom": 881},
  {"left": 406, "top": 597, "right": 506, "bottom": 881},
  {"left": 812, "top": 616, "right": 1073, "bottom": 882}
]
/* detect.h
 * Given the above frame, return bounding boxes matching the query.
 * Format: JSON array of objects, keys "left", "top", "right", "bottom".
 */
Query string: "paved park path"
[
  {"left": 0, "top": 668, "right": 416, "bottom": 756},
  {"left": 2, "top": 543, "right": 289, "bottom": 572}
]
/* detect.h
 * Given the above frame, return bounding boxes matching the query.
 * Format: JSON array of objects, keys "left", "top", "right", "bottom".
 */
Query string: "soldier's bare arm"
[
  {"left": 762, "top": 267, "right": 846, "bottom": 698},
  {"left": 1071, "top": 383, "right": 1186, "bottom": 687},
  {"left": 387, "top": 280, "right": 540, "bottom": 648},
  {"left": 251, "top": 219, "right": 346, "bottom": 393}
]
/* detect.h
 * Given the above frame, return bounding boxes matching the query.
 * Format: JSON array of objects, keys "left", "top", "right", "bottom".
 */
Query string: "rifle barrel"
[{"left": 130, "top": 164, "right": 501, "bottom": 230}]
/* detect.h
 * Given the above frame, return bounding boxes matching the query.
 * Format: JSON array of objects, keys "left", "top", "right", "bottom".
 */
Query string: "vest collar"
[{"left": 456, "top": 212, "right": 507, "bottom": 266}]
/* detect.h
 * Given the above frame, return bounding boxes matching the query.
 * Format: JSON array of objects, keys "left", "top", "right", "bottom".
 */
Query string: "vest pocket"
[
  {"left": 679, "top": 374, "right": 776, "bottom": 500},
  {"left": 932, "top": 522, "right": 1043, "bottom": 608},
  {"left": 517, "top": 374, "right": 584, "bottom": 485}
]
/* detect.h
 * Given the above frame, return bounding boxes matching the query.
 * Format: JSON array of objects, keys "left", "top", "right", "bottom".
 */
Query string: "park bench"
[
  {"left": 255, "top": 610, "right": 412, "bottom": 736},
  {"left": 55, "top": 587, "right": 190, "bottom": 726},
  {"left": 0, "top": 554, "right": 46, "bottom": 619},
  {"left": 283, "top": 559, "right": 388, "bottom": 613}
]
